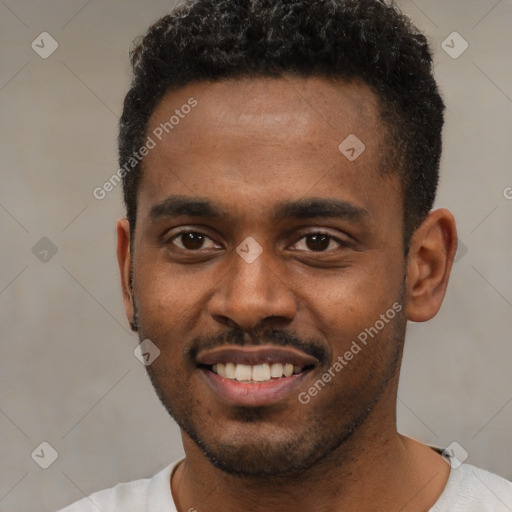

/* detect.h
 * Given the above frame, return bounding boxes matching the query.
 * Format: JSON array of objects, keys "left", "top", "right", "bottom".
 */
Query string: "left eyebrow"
[{"left": 272, "top": 197, "right": 369, "bottom": 223}]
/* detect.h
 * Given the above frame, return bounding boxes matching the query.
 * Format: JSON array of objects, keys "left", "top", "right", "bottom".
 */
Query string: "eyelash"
[{"left": 166, "top": 230, "right": 348, "bottom": 253}]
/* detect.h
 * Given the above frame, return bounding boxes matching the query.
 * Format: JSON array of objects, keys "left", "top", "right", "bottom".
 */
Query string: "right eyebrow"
[{"left": 148, "top": 195, "right": 227, "bottom": 221}]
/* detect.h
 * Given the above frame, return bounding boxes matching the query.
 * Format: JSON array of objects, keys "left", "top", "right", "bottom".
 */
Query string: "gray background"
[{"left": 0, "top": 0, "right": 511, "bottom": 510}]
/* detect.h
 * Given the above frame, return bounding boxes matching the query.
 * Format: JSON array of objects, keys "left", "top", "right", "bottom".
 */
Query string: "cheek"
[
  {"left": 135, "top": 269, "right": 201, "bottom": 377},
  {"left": 135, "top": 255, "right": 206, "bottom": 309},
  {"left": 298, "top": 258, "right": 404, "bottom": 342},
  {"left": 132, "top": 266, "right": 203, "bottom": 347}
]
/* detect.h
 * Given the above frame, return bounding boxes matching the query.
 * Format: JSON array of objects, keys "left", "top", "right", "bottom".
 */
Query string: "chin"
[
  {"left": 180, "top": 411, "right": 363, "bottom": 477},
  {"left": 197, "top": 438, "right": 325, "bottom": 476}
]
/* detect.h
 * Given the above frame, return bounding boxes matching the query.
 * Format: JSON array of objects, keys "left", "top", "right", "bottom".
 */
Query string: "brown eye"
[
  {"left": 170, "top": 232, "right": 219, "bottom": 251},
  {"left": 181, "top": 232, "right": 205, "bottom": 250},
  {"left": 305, "top": 234, "right": 331, "bottom": 251},
  {"left": 291, "top": 232, "right": 346, "bottom": 253}
]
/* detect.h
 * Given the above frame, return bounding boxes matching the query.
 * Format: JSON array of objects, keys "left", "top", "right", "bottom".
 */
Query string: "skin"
[{"left": 117, "top": 76, "right": 458, "bottom": 511}]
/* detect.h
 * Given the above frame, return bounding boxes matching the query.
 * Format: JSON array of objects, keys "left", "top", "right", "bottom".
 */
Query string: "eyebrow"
[
  {"left": 148, "top": 195, "right": 369, "bottom": 223},
  {"left": 149, "top": 195, "right": 225, "bottom": 221},
  {"left": 272, "top": 197, "right": 369, "bottom": 223}
]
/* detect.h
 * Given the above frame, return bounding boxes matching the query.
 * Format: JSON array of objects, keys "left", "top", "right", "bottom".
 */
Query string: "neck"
[{"left": 171, "top": 385, "right": 449, "bottom": 512}]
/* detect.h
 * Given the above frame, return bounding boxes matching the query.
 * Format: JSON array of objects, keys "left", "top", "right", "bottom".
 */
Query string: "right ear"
[{"left": 116, "top": 218, "right": 136, "bottom": 330}]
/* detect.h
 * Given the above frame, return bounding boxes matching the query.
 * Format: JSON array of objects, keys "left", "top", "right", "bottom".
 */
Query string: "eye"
[
  {"left": 168, "top": 231, "right": 220, "bottom": 251},
  {"left": 291, "top": 232, "right": 347, "bottom": 252}
]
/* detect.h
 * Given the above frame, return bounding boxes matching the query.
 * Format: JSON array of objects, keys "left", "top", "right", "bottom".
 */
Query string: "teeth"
[
  {"left": 235, "top": 364, "right": 252, "bottom": 381},
  {"left": 216, "top": 363, "right": 226, "bottom": 377},
  {"left": 225, "top": 362, "right": 236, "bottom": 379},
  {"left": 270, "top": 363, "right": 283, "bottom": 377},
  {"left": 211, "top": 362, "right": 304, "bottom": 382},
  {"left": 252, "top": 364, "right": 271, "bottom": 382},
  {"left": 283, "top": 363, "right": 294, "bottom": 377}
]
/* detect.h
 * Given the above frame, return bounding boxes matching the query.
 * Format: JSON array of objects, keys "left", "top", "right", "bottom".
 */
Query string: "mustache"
[{"left": 186, "top": 327, "right": 330, "bottom": 365}]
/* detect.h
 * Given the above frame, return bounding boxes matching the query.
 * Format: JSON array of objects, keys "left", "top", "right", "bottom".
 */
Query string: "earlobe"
[
  {"left": 116, "top": 218, "right": 136, "bottom": 330},
  {"left": 405, "top": 209, "right": 458, "bottom": 322}
]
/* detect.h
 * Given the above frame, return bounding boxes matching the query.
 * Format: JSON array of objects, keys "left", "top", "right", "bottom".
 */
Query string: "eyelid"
[
  {"left": 163, "top": 224, "right": 219, "bottom": 240},
  {"left": 292, "top": 228, "right": 349, "bottom": 244}
]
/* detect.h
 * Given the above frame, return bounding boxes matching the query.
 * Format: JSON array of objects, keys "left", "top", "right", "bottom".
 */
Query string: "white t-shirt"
[{"left": 57, "top": 459, "right": 512, "bottom": 511}]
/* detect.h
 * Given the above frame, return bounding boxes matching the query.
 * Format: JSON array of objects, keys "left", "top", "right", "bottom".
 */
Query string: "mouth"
[
  {"left": 210, "top": 361, "right": 306, "bottom": 382},
  {"left": 196, "top": 345, "right": 318, "bottom": 406}
]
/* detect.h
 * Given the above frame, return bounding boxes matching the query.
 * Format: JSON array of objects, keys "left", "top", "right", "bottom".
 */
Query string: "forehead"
[
  {"left": 146, "top": 75, "right": 382, "bottom": 154},
  {"left": 137, "top": 76, "right": 400, "bottom": 227}
]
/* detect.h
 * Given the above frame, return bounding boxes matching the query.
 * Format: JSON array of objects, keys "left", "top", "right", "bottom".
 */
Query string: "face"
[{"left": 121, "top": 76, "right": 409, "bottom": 476}]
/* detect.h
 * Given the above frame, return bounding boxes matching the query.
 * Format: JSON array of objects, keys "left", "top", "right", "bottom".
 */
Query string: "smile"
[
  {"left": 211, "top": 362, "right": 305, "bottom": 382},
  {"left": 196, "top": 345, "right": 318, "bottom": 406}
]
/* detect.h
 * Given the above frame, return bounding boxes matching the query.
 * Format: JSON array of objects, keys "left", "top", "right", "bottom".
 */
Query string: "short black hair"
[{"left": 119, "top": 0, "right": 445, "bottom": 247}]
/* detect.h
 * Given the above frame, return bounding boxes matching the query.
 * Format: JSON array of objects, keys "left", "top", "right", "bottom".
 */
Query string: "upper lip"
[{"left": 196, "top": 345, "right": 319, "bottom": 367}]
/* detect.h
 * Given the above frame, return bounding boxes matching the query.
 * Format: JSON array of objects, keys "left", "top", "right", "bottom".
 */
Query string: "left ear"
[{"left": 405, "top": 208, "right": 458, "bottom": 322}]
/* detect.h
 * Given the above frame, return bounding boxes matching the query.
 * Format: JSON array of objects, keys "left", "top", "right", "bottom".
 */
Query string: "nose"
[{"left": 208, "top": 248, "right": 298, "bottom": 331}]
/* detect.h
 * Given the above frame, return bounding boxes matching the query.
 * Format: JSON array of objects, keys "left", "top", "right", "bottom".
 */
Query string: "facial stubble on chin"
[{"left": 131, "top": 284, "right": 408, "bottom": 478}]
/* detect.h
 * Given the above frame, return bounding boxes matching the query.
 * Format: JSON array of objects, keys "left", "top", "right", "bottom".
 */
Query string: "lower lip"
[{"left": 200, "top": 368, "right": 310, "bottom": 407}]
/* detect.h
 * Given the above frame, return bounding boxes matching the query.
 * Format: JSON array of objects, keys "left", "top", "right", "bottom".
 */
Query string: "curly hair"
[{"left": 119, "top": 0, "right": 445, "bottom": 247}]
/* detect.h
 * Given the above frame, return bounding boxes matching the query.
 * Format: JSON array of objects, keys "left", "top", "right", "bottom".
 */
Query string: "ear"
[
  {"left": 405, "top": 208, "right": 458, "bottom": 322},
  {"left": 116, "top": 218, "right": 136, "bottom": 330}
]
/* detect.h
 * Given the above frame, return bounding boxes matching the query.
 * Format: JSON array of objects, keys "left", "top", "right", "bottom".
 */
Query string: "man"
[{"left": 59, "top": 0, "right": 512, "bottom": 510}]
